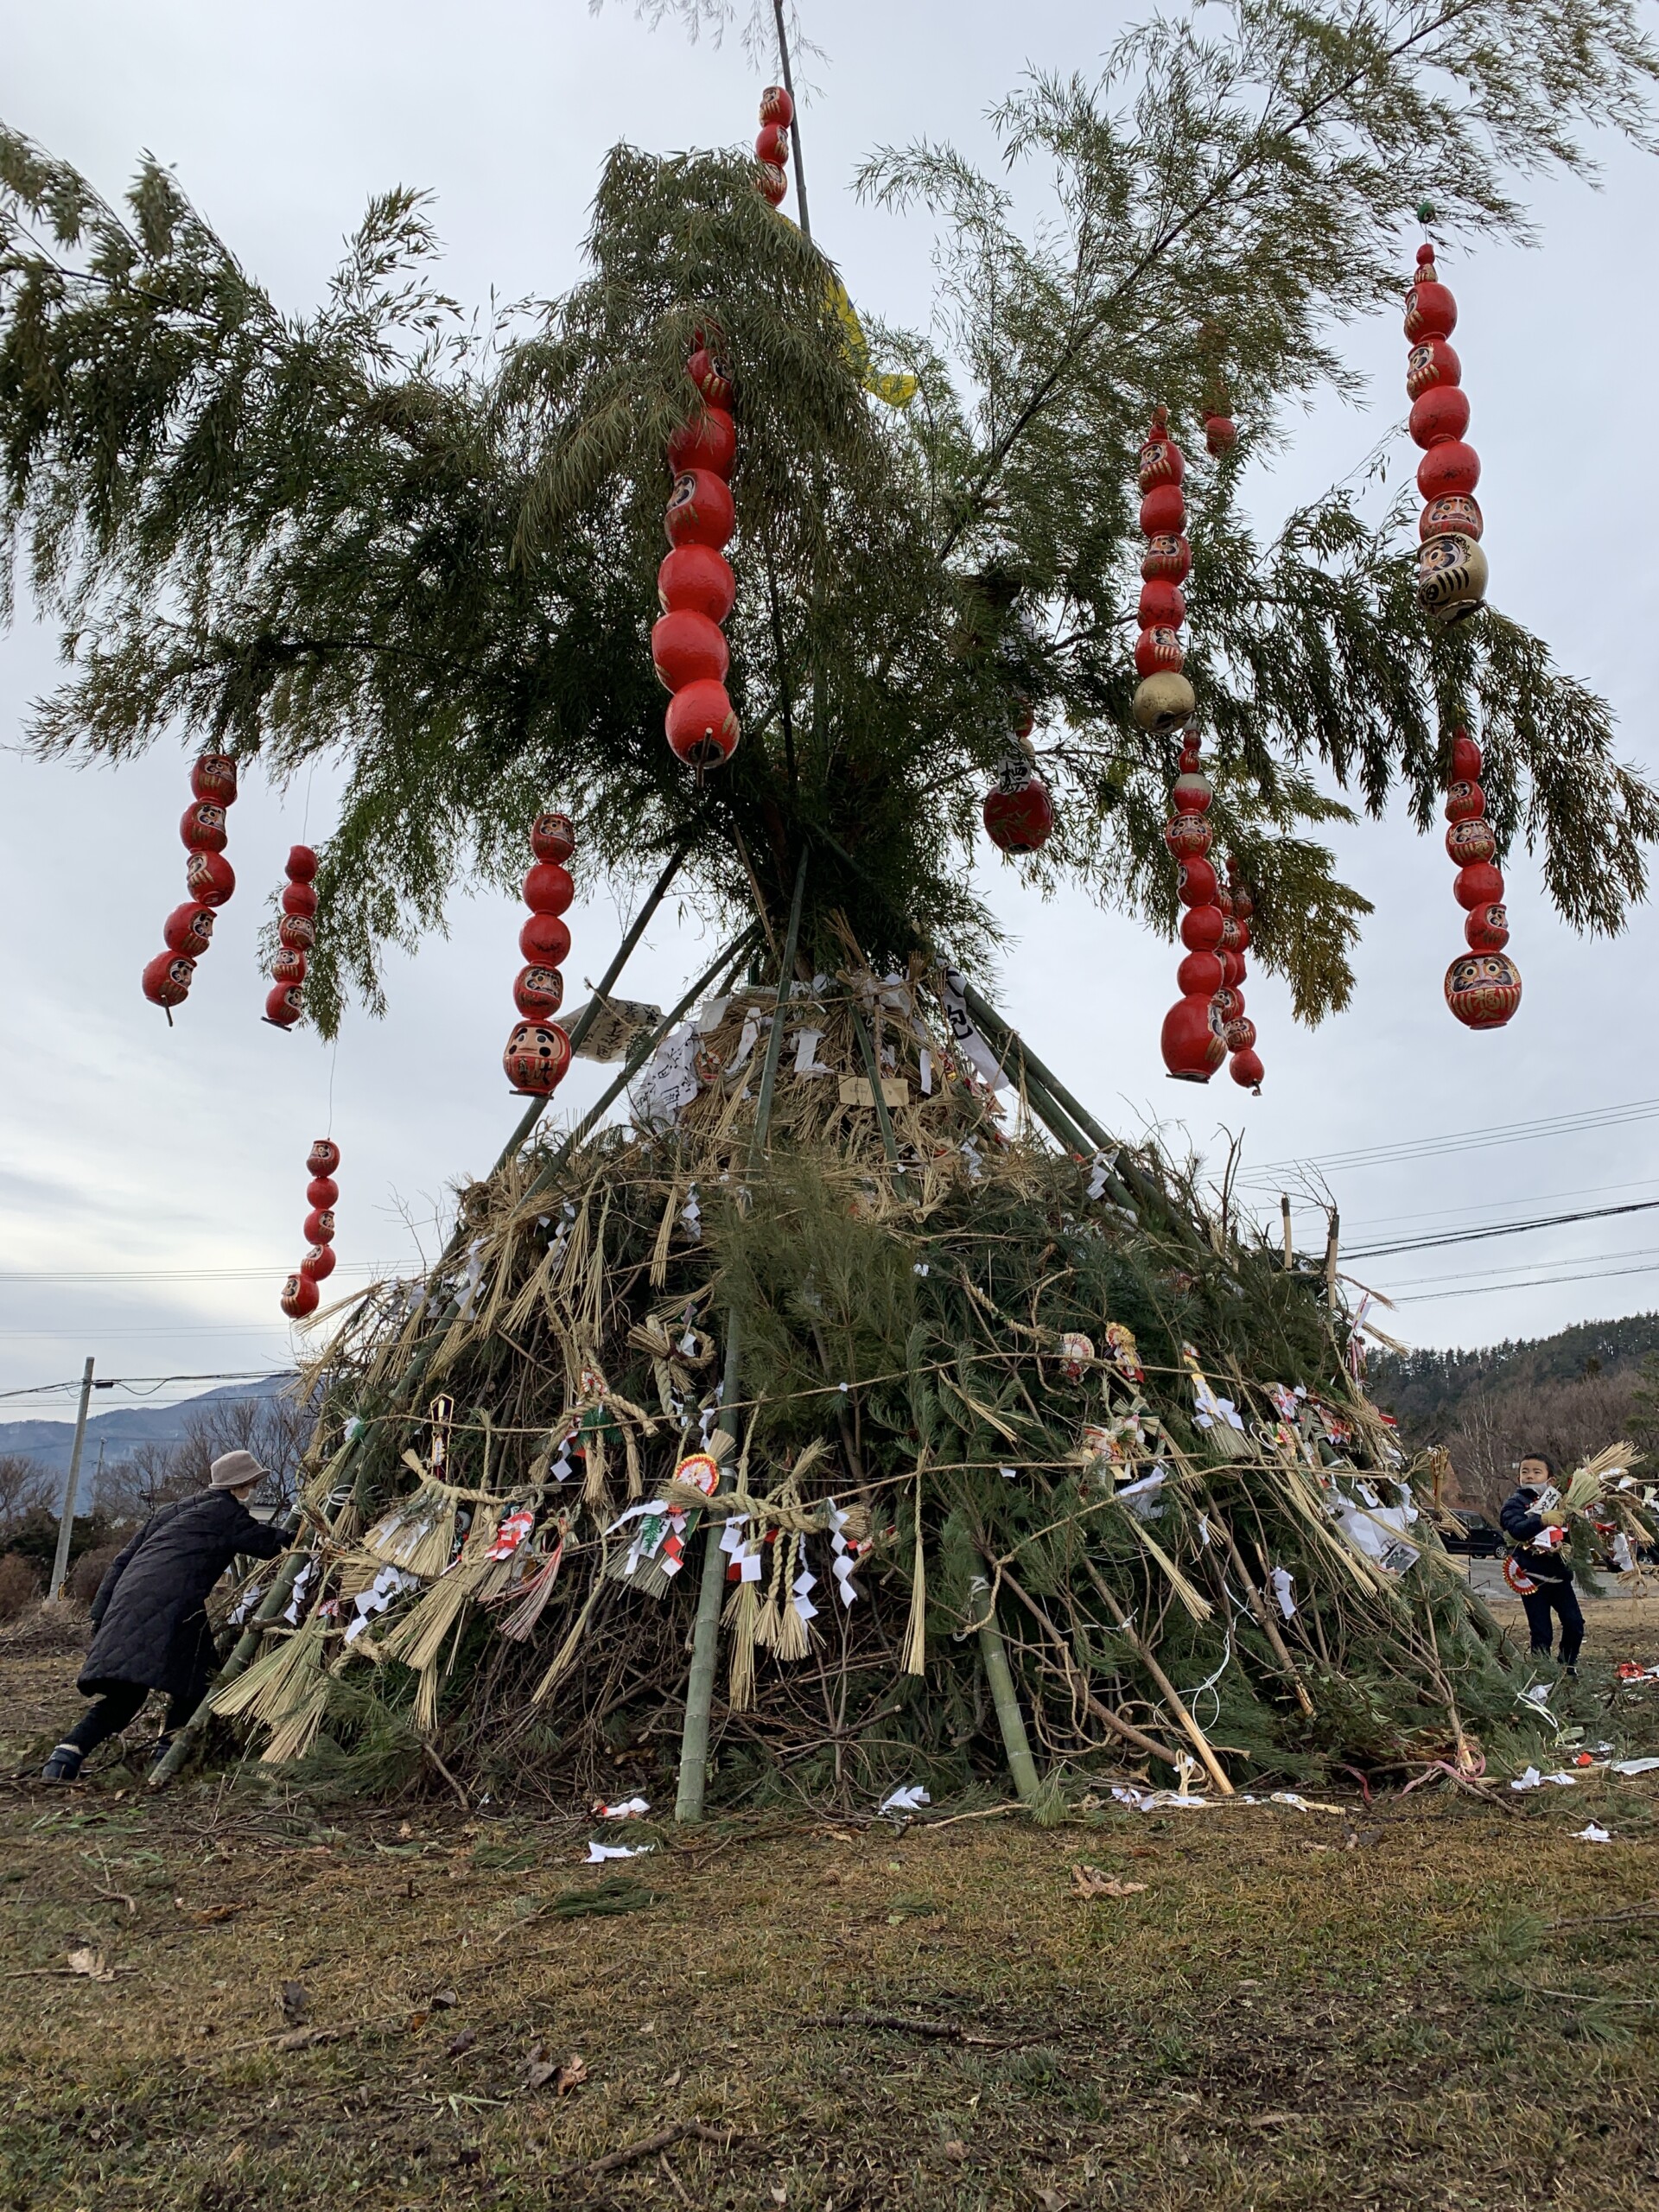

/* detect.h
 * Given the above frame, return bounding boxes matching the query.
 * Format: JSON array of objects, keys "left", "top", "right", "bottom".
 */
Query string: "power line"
[
  {"left": 1377, "top": 1241, "right": 1659, "bottom": 1295},
  {"left": 1241, "top": 1094, "right": 1659, "bottom": 1182},
  {"left": 0, "top": 1368, "right": 296, "bottom": 1403},
  {"left": 0, "top": 1261, "right": 400, "bottom": 1284},
  {"left": 1329, "top": 1173, "right": 1659, "bottom": 1240},
  {"left": 1392, "top": 1259, "right": 1659, "bottom": 1306},
  {"left": 1347, "top": 1196, "right": 1659, "bottom": 1262}
]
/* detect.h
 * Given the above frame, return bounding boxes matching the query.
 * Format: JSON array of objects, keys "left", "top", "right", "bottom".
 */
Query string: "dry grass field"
[{"left": 3, "top": 1607, "right": 1659, "bottom": 2212}]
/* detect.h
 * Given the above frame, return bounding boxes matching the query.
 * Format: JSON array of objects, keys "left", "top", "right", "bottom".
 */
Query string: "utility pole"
[
  {"left": 1281, "top": 1193, "right": 1294, "bottom": 1271},
  {"left": 48, "top": 1357, "right": 95, "bottom": 1602}
]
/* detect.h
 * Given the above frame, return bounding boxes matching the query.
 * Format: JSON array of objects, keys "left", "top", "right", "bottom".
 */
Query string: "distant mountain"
[
  {"left": 1368, "top": 1313, "right": 1659, "bottom": 1512},
  {"left": 0, "top": 1374, "right": 296, "bottom": 1499},
  {"left": 1369, "top": 1313, "right": 1659, "bottom": 1433}
]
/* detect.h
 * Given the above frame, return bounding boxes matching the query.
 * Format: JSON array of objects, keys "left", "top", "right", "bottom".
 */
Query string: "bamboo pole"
[
  {"left": 995, "top": 1561, "right": 1181, "bottom": 1769},
  {"left": 770, "top": 0, "right": 811, "bottom": 240},
  {"left": 849, "top": 1001, "right": 911, "bottom": 1197},
  {"left": 969, "top": 1574, "right": 1042, "bottom": 1805},
  {"left": 747, "top": 850, "right": 810, "bottom": 1170},
  {"left": 1324, "top": 1206, "right": 1341, "bottom": 1312},
  {"left": 677, "top": 853, "right": 810, "bottom": 1823},
  {"left": 673, "top": 1319, "right": 742, "bottom": 1823}
]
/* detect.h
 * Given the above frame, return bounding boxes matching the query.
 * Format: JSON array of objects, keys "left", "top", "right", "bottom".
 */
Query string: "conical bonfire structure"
[
  {"left": 5, "top": 6, "right": 1659, "bottom": 1810},
  {"left": 199, "top": 950, "right": 1525, "bottom": 1813}
]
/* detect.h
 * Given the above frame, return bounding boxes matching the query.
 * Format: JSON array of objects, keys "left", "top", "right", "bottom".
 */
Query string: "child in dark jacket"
[{"left": 1499, "top": 1452, "right": 1584, "bottom": 1672}]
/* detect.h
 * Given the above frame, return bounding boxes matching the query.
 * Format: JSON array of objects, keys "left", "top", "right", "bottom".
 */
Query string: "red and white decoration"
[
  {"left": 1220, "top": 856, "right": 1264, "bottom": 1090},
  {"left": 142, "top": 753, "right": 238, "bottom": 1017},
  {"left": 1406, "top": 237, "right": 1487, "bottom": 628},
  {"left": 504, "top": 812, "right": 575, "bottom": 1095},
  {"left": 1441, "top": 725, "right": 1522, "bottom": 1030},
  {"left": 1132, "top": 410, "right": 1230, "bottom": 1084},
  {"left": 755, "top": 82, "right": 792, "bottom": 209},
  {"left": 264, "top": 844, "right": 317, "bottom": 1030},
  {"left": 280, "top": 1137, "right": 340, "bottom": 1320},
  {"left": 657, "top": 353, "right": 740, "bottom": 774},
  {"left": 982, "top": 705, "right": 1053, "bottom": 854}
]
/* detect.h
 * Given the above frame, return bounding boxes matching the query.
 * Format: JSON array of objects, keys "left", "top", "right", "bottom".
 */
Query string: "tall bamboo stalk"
[{"left": 676, "top": 849, "right": 810, "bottom": 1822}]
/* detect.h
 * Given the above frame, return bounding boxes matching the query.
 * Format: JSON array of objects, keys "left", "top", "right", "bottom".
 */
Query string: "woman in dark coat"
[{"left": 41, "top": 1450, "right": 287, "bottom": 1782}]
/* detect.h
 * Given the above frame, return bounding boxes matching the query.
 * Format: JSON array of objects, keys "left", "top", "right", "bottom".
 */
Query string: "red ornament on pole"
[{"left": 1223, "top": 858, "right": 1264, "bottom": 1090}]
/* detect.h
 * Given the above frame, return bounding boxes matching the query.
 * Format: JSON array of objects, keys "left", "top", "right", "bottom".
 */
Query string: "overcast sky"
[{"left": 3, "top": 0, "right": 1657, "bottom": 1424}]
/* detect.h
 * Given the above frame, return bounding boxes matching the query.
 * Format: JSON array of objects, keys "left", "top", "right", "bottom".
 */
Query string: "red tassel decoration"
[
  {"left": 505, "top": 815, "right": 575, "bottom": 1095},
  {"left": 280, "top": 1138, "right": 340, "bottom": 1319},
  {"left": 142, "top": 753, "right": 237, "bottom": 1017},
  {"left": 1441, "top": 726, "right": 1521, "bottom": 1029}
]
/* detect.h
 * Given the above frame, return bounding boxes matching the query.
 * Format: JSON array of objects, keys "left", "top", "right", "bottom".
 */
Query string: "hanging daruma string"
[
  {"left": 280, "top": 1137, "right": 339, "bottom": 1319},
  {"left": 1134, "top": 410, "right": 1229, "bottom": 1084},
  {"left": 264, "top": 844, "right": 316, "bottom": 1030},
  {"left": 142, "top": 752, "right": 238, "bottom": 1018},
  {"left": 1406, "top": 218, "right": 1487, "bottom": 629},
  {"left": 1442, "top": 726, "right": 1521, "bottom": 1030},
  {"left": 504, "top": 812, "right": 575, "bottom": 1096}
]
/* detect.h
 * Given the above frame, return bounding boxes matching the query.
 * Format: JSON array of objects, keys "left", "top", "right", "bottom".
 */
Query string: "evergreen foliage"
[{"left": 2, "top": 0, "right": 1657, "bottom": 1031}]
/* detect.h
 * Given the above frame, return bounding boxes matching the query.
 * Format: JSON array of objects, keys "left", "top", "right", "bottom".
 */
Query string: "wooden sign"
[
  {"left": 838, "top": 1075, "right": 910, "bottom": 1109},
  {"left": 564, "top": 997, "right": 662, "bottom": 1062}
]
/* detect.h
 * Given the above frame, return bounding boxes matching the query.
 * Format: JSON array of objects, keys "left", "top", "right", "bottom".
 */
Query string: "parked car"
[{"left": 1438, "top": 1510, "right": 1504, "bottom": 1558}]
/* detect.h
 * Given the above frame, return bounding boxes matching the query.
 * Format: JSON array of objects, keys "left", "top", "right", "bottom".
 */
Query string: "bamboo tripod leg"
[
  {"left": 970, "top": 1575, "right": 1041, "bottom": 1805},
  {"left": 677, "top": 853, "right": 810, "bottom": 1823},
  {"left": 674, "top": 1320, "right": 742, "bottom": 1823},
  {"left": 487, "top": 842, "right": 691, "bottom": 1178},
  {"left": 996, "top": 1563, "right": 1180, "bottom": 1770}
]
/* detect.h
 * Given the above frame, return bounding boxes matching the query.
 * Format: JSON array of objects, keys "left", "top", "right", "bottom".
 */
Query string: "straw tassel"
[
  {"left": 773, "top": 1527, "right": 809, "bottom": 1662},
  {"left": 723, "top": 1577, "right": 760, "bottom": 1710},
  {"left": 900, "top": 1460, "right": 928, "bottom": 1677}
]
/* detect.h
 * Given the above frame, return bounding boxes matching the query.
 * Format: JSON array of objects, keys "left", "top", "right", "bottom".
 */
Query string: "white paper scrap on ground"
[
  {"left": 1112, "top": 1786, "right": 1214, "bottom": 1812},
  {"left": 1612, "top": 1757, "right": 1659, "bottom": 1776},
  {"left": 584, "top": 1840, "right": 655, "bottom": 1862},
  {"left": 1510, "top": 1767, "right": 1543, "bottom": 1792},
  {"left": 594, "top": 1797, "right": 650, "bottom": 1820},
  {"left": 879, "top": 1785, "right": 931, "bottom": 1816},
  {"left": 1573, "top": 1823, "right": 1613, "bottom": 1844}
]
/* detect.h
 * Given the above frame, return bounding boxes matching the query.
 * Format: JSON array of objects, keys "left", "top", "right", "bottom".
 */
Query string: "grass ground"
[{"left": 4, "top": 1609, "right": 1659, "bottom": 2212}]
